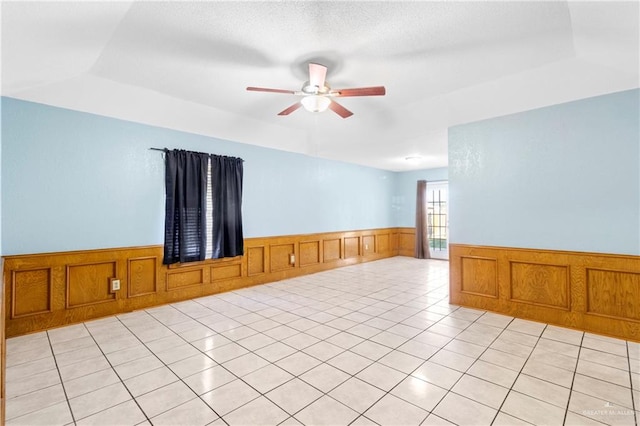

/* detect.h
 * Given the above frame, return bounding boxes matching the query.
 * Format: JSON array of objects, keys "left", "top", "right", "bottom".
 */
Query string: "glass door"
[{"left": 427, "top": 181, "right": 448, "bottom": 260}]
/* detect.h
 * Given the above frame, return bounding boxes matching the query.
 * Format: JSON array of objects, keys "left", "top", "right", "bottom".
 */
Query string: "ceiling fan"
[{"left": 246, "top": 63, "right": 386, "bottom": 118}]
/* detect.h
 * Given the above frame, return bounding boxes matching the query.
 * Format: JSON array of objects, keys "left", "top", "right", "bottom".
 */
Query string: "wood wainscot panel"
[
  {"left": 211, "top": 263, "right": 242, "bottom": 282},
  {"left": 1, "top": 258, "right": 5, "bottom": 426},
  {"left": 377, "top": 234, "right": 390, "bottom": 253},
  {"left": 398, "top": 229, "right": 415, "bottom": 256},
  {"left": 4, "top": 228, "right": 404, "bottom": 337},
  {"left": 344, "top": 237, "right": 360, "bottom": 259},
  {"left": 323, "top": 239, "right": 341, "bottom": 262},
  {"left": 66, "top": 262, "right": 117, "bottom": 308},
  {"left": 128, "top": 257, "right": 157, "bottom": 298},
  {"left": 247, "top": 246, "right": 266, "bottom": 276},
  {"left": 460, "top": 256, "right": 497, "bottom": 298},
  {"left": 509, "top": 261, "right": 570, "bottom": 310},
  {"left": 362, "top": 235, "right": 375, "bottom": 256},
  {"left": 586, "top": 268, "right": 640, "bottom": 322},
  {"left": 299, "top": 241, "right": 320, "bottom": 267},
  {"left": 390, "top": 233, "right": 399, "bottom": 252},
  {"left": 166, "top": 268, "right": 204, "bottom": 291},
  {"left": 270, "top": 243, "right": 295, "bottom": 272},
  {"left": 450, "top": 244, "right": 640, "bottom": 342},
  {"left": 11, "top": 268, "right": 52, "bottom": 318}
]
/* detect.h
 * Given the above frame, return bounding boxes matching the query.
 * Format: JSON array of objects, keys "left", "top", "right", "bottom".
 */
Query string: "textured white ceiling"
[{"left": 2, "top": 1, "right": 638, "bottom": 171}]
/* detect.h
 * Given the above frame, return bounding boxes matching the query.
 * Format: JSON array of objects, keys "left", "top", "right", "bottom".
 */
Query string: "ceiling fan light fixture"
[{"left": 301, "top": 95, "right": 331, "bottom": 113}]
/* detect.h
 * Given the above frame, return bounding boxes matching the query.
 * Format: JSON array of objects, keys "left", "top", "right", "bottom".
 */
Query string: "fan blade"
[
  {"left": 309, "top": 63, "right": 327, "bottom": 90},
  {"left": 328, "top": 100, "right": 354, "bottom": 119},
  {"left": 278, "top": 102, "right": 303, "bottom": 116},
  {"left": 247, "top": 87, "right": 296, "bottom": 94},
  {"left": 334, "top": 86, "right": 386, "bottom": 97}
]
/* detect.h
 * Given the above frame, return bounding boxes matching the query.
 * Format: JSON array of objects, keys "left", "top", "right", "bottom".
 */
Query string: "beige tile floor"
[{"left": 5, "top": 257, "right": 639, "bottom": 425}]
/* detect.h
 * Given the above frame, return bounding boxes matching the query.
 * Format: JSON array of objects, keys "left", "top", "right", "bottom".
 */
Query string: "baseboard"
[
  {"left": 449, "top": 243, "right": 640, "bottom": 342},
  {"left": 3, "top": 228, "right": 414, "bottom": 337}
]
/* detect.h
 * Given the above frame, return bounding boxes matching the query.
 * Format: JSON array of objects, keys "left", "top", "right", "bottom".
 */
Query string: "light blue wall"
[
  {"left": 393, "top": 167, "right": 448, "bottom": 227},
  {"left": 449, "top": 89, "right": 640, "bottom": 255},
  {"left": 1, "top": 98, "right": 396, "bottom": 255},
  {"left": 0, "top": 98, "right": 2, "bottom": 256}
]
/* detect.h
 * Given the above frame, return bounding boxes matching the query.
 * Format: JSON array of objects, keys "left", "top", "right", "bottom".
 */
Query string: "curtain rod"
[{"left": 149, "top": 147, "right": 244, "bottom": 161}]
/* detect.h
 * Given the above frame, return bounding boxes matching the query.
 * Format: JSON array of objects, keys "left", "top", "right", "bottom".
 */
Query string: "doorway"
[{"left": 427, "top": 181, "right": 448, "bottom": 260}]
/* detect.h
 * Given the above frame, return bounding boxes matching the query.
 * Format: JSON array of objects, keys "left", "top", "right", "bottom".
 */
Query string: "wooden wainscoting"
[
  {"left": 397, "top": 227, "right": 416, "bottom": 257},
  {"left": 1, "top": 257, "right": 5, "bottom": 425},
  {"left": 450, "top": 244, "right": 640, "bottom": 342},
  {"left": 3, "top": 228, "right": 402, "bottom": 337}
]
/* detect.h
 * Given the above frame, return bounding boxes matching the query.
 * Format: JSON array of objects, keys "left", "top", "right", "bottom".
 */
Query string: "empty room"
[{"left": 1, "top": 1, "right": 639, "bottom": 425}]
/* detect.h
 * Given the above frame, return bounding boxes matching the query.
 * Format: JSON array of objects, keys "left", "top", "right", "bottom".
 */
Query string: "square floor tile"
[
  {"left": 223, "top": 352, "right": 269, "bottom": 377},
  {"left": 480, "top": 348, "right": 527, "bottom": 371},
  {"left": 220, "top": 325, "right": 259, "bottom": 342},
  {"left": 356, "top": 361, "right": 407, "bottom": 391},
  {"left": 303, "top": 341, "right": 344, "bottom": 361},
  {"left": 378, "top": 350, "right": 423, "bottom": 374},
  {"left": 351, "top": 340, "right": 393, "bottom": 361},
  {"left": 168, "top": 353, "right": 217, "bottom": 378},
  {"left": 75, "top": 400, "right": 146, "bottom": 426},
  {"left": 433, "top": 392, "right": 497, "bottom": 425},
  {"left": 150, "top": 397, "right": 218, "bottom": 426},
  {"left": 283, "top": 333, "right": 321, "bottom": 350},
  {"left": 412, "top": 360, "right": 464, "bottom": 390},
  {"left": 124, "top": 366, "right": 179, "bottom": 397},
  {"left": 502, "top": 391, "right": 566, "bottom": 425},
  {"left": 276, "top": 351, "right": 323, "bottom": 376},
  {"left": 492, "top": 412, "right": 533, "bottom": 425},
  {"left": 329, "top": 377, "right": 385, "bottom": 413},
  {"left": 294, "top": 395, "right": 359, "bottom": 426},
  {"left": 443, "top": 338, "right": 486, "bottom": 358},
  {"left": 206, "top": 342, "right": 249, "bottom": 363},
  {"left": 299, "top": 363, "right": 351, "bottom": 393},
  {"left": 7, "top": 401, "right": 73, "bottom": 426},
  {"left": 6, "top": 384, "right": 67, "bottom": 421},
  {"left": 202, "top": 379, "right": 260, "bottom": 416},
  {"left": 63, "top": 367, "right": 121, "bottom": 399},
  {"left": 577, "top": 359, "right": 631, "bottom": 387},
  {"left": 326, "top": 332, "right": 365, "bottom": 349},
  {"left": 364, "top": 393, "right": 428, "bottom": 425},
  {"left": 266, "top": 378, "right": 323, "bottom": 415},
  {"left": 429, "top": 349, "right": 476, "bottom": 372},
  {"left": 59, "top": 355, "right": 112, "bottom": 382},
  {"left": 6, "top": 368, "right": 60, "bottom": 399},
  {"left": 264, "top": 325, "right": 300, "bottom": 340},
  {"left": 104, "top": 345, "right": 151, "bottom": 366},
  {"left": 512, "top": 374, "right": 570, "bottom": 408},
  {"left": 224, "top": 396, "right": 289, "bottom": 426},
  {"left": 135, "top": 381, "right": 197, "bottom": 419},
  {"left": 390, "top": 376, "right": 447, "bottom": 412},
  {"left": 327, "top": 350, "right": 373, "bottom": 375},
  {"left": 243, "top": 364, "right": 294, "bottom": 394},
  {"left": 397, "top": 339, "right": 440, "bottom": 360},
  {"left": 254, "top": 341, "right": 298, "bottom": 363},
  {"left": 369, "top": 330, "right": 409, "bottom": 348},
  {"left": 572, "top": 373, "right": 634, "bottom": 409},
  {"left": 580, "top": 347, "right": 629, "bottom": 371},
  {"left": 451, "top": 374, "right": 509, "bottom": 409},
  {"left": 69, "top": 382, "right": 132, "bottom": 420},
  {"left": 183, "top": 364, "right": 236, "bottom": 395}
]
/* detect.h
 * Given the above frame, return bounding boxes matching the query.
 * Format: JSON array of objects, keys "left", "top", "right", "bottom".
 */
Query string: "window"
[
  {"left": 427, "top": 181, "right": 448, "bottom": 260},
  {"left": 163, "top": 149, "right": 244, "bottom": 265}
]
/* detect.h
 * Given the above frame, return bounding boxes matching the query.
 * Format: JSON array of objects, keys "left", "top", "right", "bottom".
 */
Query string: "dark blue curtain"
[
  {"left": 163, "top": 150, "right": 209, "bottom": 265},
  {"left": 210, "top": 155, "right": 244, "bottom": 259}
]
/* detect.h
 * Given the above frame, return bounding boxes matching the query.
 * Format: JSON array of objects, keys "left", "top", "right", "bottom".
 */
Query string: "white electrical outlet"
[
  {"left": 111, "top": 279, "right": 121, "bottom": 291},
  {"left": 289, "top": 254, "right": 295, "bottom": 265},
  {"left": 365, "top": 244, "right": 369, "bottom": 250}
]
